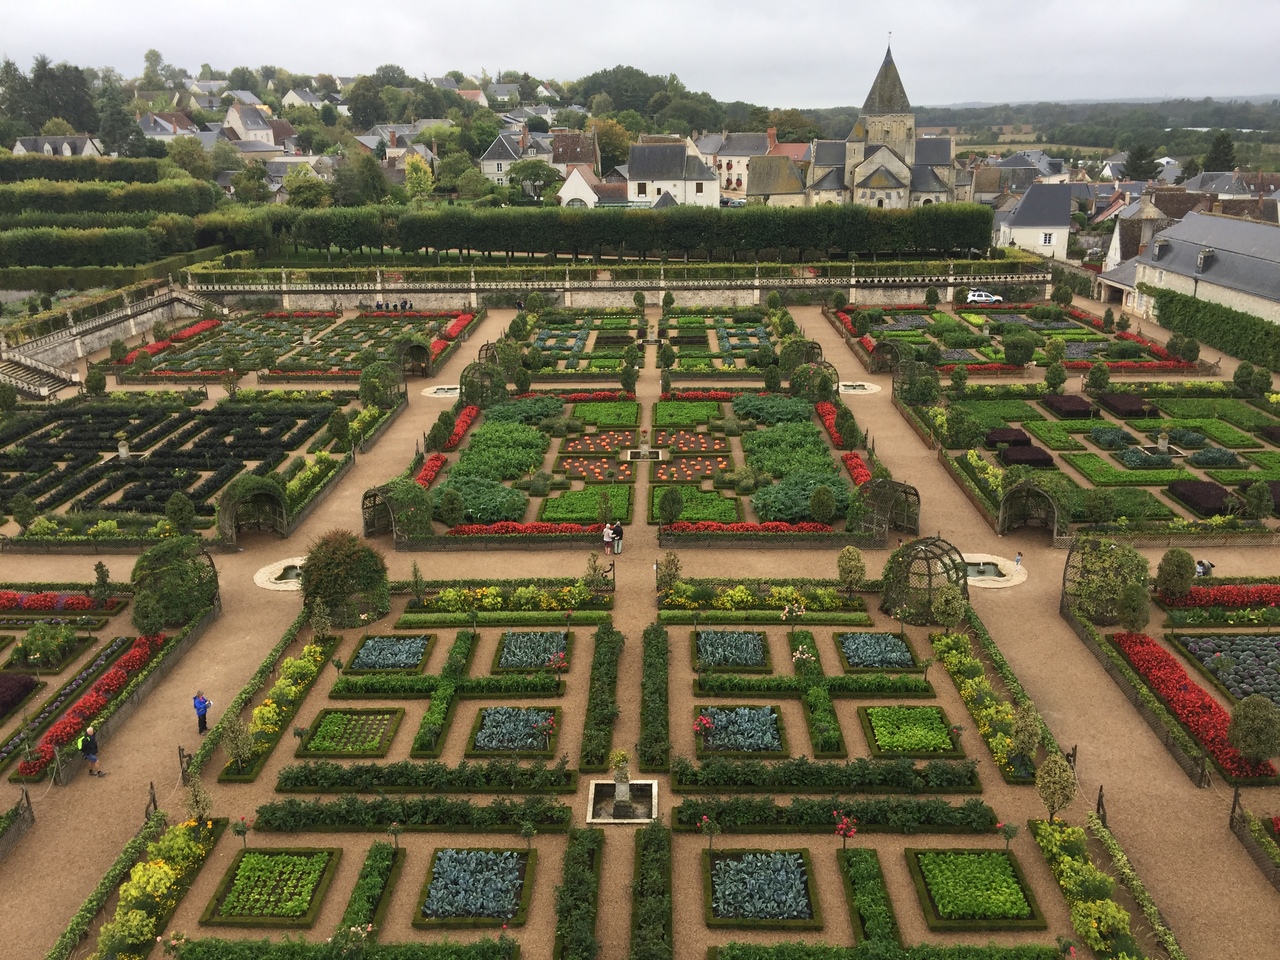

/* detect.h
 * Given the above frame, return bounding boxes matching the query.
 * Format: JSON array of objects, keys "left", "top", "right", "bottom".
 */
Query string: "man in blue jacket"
[{"left": 193, "top": 691, "right": 211, "bottom": 735}]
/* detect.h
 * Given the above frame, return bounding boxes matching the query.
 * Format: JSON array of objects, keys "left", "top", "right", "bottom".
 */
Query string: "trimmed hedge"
[
  {"left": 578, "top": 621, "right": 624, "bottom": 772},
  {"left": 0, "top": 155, "right": 162, "bottom": 183},
  {"left": 639, "top": 623, "right": 671, "bottom": 772},
  {"left": 0, "top": 179, "right": 219, "bottom": 216},
  {"left": 672, "top": 796, "right": 998, "bottom": 833},
  {"left": 1146, "top": 285, "right": 1280, "bottom": 371},
  {"left": 253, "top": 795, "right": 573, "bottom": 832},
  {"left": 276, "top": 757, "right": 576, "bottom": 794}
]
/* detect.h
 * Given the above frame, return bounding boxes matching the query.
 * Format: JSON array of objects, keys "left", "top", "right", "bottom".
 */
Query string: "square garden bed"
[
  {"left": 1167, "top": 479, "right": 1241, "bottom": 517},
  {"left": 466, "top": 706, "right": 561, "bottom": 758},
  {"left": 199, "top": 848, "right": 342, "bottom": 928},
  {"left": 492, "top": 630, "right": 573, "bottom": 673},
  {"left": 692, "top": 630, "right": 772, "bottom": 673},
  {"left": 414, "top": 848, "right": 536, "bottom": 928},
  {"left": 345, "top": 634, "right": 434, "bottom": 674},
  {"left": 703, "top": 849, "right": 822, "bottom": 929},
  {"left": 999, "top": 445, "right": 1056, "bottom": 468},
  {"left": 649, "top": 485, "right": 741, "bottom": 523},
  {"left": 1040, "top": 394, "right": 1098, "bottom": 419},
  {"left": 835, "top": 632, "right": 918, "bottom": 672},
  {"left": 859, "top": 706, "right": 963, "bottom": 758},
  {"left": 296, "top": 708, "right": 404, "bottom": 758},
  {"left": 695, "top": 705, "right": 788, "bottom": 758},
  {"left": 905, "top": 848, "right": 1046, "bottom": 931}
]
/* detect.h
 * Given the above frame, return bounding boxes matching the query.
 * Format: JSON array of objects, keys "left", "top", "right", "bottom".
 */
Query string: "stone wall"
[
  {"left": 1134, "top": 263, "right": 1280, "bottom": 324},
  {"left": 24, "top": 300, "right": 200, "bottom": 368}
]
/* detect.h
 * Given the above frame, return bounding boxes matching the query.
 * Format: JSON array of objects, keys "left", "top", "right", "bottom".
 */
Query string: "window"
[
  {"left": 496, "top": 178, "right": 504, "bottom": 185},
  {"left": 637, "top": 182, "right": 647, "bottom": 196},
  {"left": 695, "top": 182, "right": 703, "bottom": 194},
  {"left": 657, "top": 188, "right": 663, "bottom": 196},
  {"left": 1042, "top": 233, "right": 1054, "bottom": 246},
  {"left": 496, "top": 163, "right": 502, "bottom": 172}
]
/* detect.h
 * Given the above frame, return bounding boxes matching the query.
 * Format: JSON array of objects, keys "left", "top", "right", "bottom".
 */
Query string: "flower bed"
[
  {"left": 655, "top": 456, "right": 732, "bottom": 482},
  {"left": 906, "top": 849, "right": 1045, "bottom": 931},
  {"left": 656, "top": 430, "right": 729, "bottom": 452},
  {"left": 696, "top": 706, "right": 786, "bottom": 756},
  {"left": 650, "top": 487, "right": 740, "bottom": 524},
  {"left": 0, "top": 591, "right": 99, "bottom": 612},
  {"left": 836, "top": 632, "right": 915, "bottom": 671},
  {"left": 0, "top": 673, "right": 42, "bottom": 727},
  {"left": 199, "top": 848, "right": 341, "bottom": 928},
  {"left": 1161, "top": 583, "right": 1280, "bottom": 608},
  {"left": 1097, "top": 393, "right": 1162, "bottom": 419},
  {"left": 562, "top": 430, "right": 636, "bottom": 452},
  {"left": 414, "top": 453, "right": 447, "bottom": 488},
  {"left": 415, "top": 848, "right": 535, "bottom": 928},
  {"left": 860, "top": 705, "right": 961, "bottom": 758},
  {"left": 841, "top": 452, "right": 872, "bottom": 486},
  {"left": 1112, "top": 631, "right": 1276, "bottom": 781},
  {"left": 467, "top": 706, "right": 559, "bottom": 757},
  {"left": 296, "top": 708, "right": 403, "bottom": 758},
  {"left": 985, "top": 428, "right": 1031, "bottom": 448},
  {"left": 705, "top": 850, "right": 821, "bottom": 929},
  {"left": 494, "top": 630, "right": 569, "bottom": 671},
  {"left": 695, "top": 630, "right": 769, "bottom": 671},
  {"left": 1040, "top": 394, "right": 1098, "bottom": 419},
  {"left": 444, "top": 406, "right": 480, "bottom": 450},
  {"left": 665, "top": 520, "right": 832, "bottom": 534},
  {"left": 445, "top": 520, "right": 606, "bottom": 538},
  {"left": 1167, "top": 479, "right": 1239, "bottom": 517},
  {"left": 561, "top": 456, "right": 634, "bottom": 482},
  {"left": 347, "top": 634, "right": 433, "bottom": 673}
]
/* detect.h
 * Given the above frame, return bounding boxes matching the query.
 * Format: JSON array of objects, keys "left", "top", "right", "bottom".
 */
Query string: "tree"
[
  {"left": 1050, "top": 283, "right": 1073, "bottom": 307},
  {"left": 836, "top": 546, "right": 865, "bottom": 594},
  {"left": 949, "top": 365, "right": 968, "bottom": 396},
  {"left": 166, "top": 136, "right": 213, "bottom": 179},
  {"left": 10, "top": 493, "right": 36, "bottom": 531},
  {"left": 1043, "top": 338, "right": 1066, "bottom": 365},
  {"left": 132, "top": 535, "right": 218, "bottom": 628},
  {"left": 90, "top": 561, "right": 112, "bottom": 608},
  {"left": 360, "top": 361, "right": 399, "bottom": 408},
  {"left": 587, "top": 117, "right": 631, "bottom": 172},
  {"left": 39, "top": 117, "right": 75, "bottom": 136},
  {"left": 1116, "top": 582, "right": 1150, "bottom": 632},
  {"left": 1085, "top": 361, "right": 1110, "bottom": 393},
  {"left": 1002, "top": 336, "right": 1035, "bottom": 367},
  {"left": 185, "top": 774, "right": 213, "bottom": 824},
  {"left": 809, "top": 484, "right": 837, "bottom": 524},
  {"left": 1235, "top": 361, "right": 1259, "bottom": 395},
  {"left": 455, "top": 168, "right": 491, "bottom": 199},
  {"left": 655, "top": 551, "right": 682, "bottom": 594},
  {"left": 211, "top": 138, "right": 244, "bottom": 173},
  {"left": 596, "top": 488, "right": 615, "bottom": 524},
  {"left": 404, "top": 153, "right": 435, "bottom": 204},
  {"left": 1204, "top": 130, "right": 1238, "bottom": 172},
  {"left": 328, "top": 409, "right": 351, "bottom": 447},
  {"left": 1011, "top": 703, "right": 1041, "bottom": 764},
  {"left": 1101, "top": 308, "right": 1114, "bottom": 332},
  {"left": 658, "top": 486, "right": 684, "bottom": 527},
  {"left": 619, "top": 363, "right": 638, "bottom": 393},
  {"left": 1155, "top": 548, "right": 1195, "bottom": 600},
  {"left": 300, "top": 529, "right": 390, "bottom": 627},
  {"left": 1044, "top": 361, "right": 1067, "bottom": 394},
  {"left": 1229, "top": 695, "right": 1280, "bottom": 766},
  {"left": 931, "top": 583, "right": 969, "bottom": 630},
  {"left": 1244, "top": 480, "right": 1275, "bottom": 521},
  {"left": 84, "top": 367, "right": 107, "bottom": 397},
  {"left": 165, "top": 492, "right": 196, "bottom": 531},
  {"left": 506, "top": 158, "right": 561, "bottom": 198},
  {"left": 284, "top": 166, "right": 329, "bottom": 208},
  {"left": 1123, "top": 142, "right": 1160, "bottom": 181},
  {"left": 230, "top": 161, "right": 269, "bottom": 203},
  {"left": 1035, "top": 751, "right": 1076, "bottom": 821}
]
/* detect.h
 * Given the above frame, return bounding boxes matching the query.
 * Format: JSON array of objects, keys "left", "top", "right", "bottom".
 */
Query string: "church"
[{"left": 807, "top": 46, "right": 956, "bottom": 208}]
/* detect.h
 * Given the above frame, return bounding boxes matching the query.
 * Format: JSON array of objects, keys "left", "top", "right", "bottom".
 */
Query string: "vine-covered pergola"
[
  {"left": 868, "top": 340, "right": 901, "bottom": 374},
  {"left": 460, "top": 361, "right": 506, "bottom": 407},
  {"left": 861, "top": 477, "right": 921, "bottom": 536},
  {"left": 998, "top": 479, "right": 1065, "bottom": 537},
  {"left": 216, "top": 475, "right": 288, "bottom": 545},
  {"left": 879, "top": 536, "right": 968, "bottom": 619}
]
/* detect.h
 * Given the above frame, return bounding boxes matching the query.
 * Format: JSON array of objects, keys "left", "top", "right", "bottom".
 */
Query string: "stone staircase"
[{"left": 0, "top": 356, "right": 73, "bottom": 398}]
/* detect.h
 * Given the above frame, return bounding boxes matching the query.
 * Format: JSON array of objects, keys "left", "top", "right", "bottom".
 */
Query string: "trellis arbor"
[
  {"left": 879, "top": 536, "right": 968, "bottom": 622},
  {"left": 216, "top": 475, "right": 288, "bottom": 545},
  {"left": 861, "top": 478, "right": 921, "bottom": 537},
  {"left": 998, "top": 479, "right": 1066, "bottom": 538},
  {"left": 460, "top": 361, "right": 507, "bottom": 407},
  {"left": 869, "top": 341, "right": 901, "bottom": 374}
]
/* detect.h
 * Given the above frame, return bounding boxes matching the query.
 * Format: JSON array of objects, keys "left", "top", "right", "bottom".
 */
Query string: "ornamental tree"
[
  {"left": 655, "top": 551, "right": 682, "bottom": 594},
  {"left": 1116, "top": 582, "right": 1151, "bottom": 632},
  {"left": 1155, "top": 548, "right": 1195, "bottom": 600},
  {"left": 1068, "top": 537, "right": 1148, "bottom": 625},
  {"left": 836, "top": 546, "right": 865, "bottom": 595},
  {"left": 1035, "top": 751, "right": 1076, "bottom": 821},
  {"left": 1229, "top": 695, "right": 1280, "bottom": 766},
  {"left": 300, "top": 529, "right": 390, "bottom": 627},
  {"left": 131, "top": 535, "right": 218, "bottom": 629},
  {"left": 930, "top": 583, "right": 969, "bottom": 630},
  {"left": 1085, "top": 361, "right": 1110, "bottom": 393},
  {"left": 1244, "top": 481, "right": 1275, "bottom": 521},
  {"left": 658, "top": 486, "right": 684, "bottom": 527}
]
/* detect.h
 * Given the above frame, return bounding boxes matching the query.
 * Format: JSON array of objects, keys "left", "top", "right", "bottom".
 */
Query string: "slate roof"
[
  {"left": 627, "top": 143, "right": 714, "bottom": 181},
  {"left": 1141, "top": 212, "right": 1280, "bottom": 301},
  {"left": 1099, "top": 257, "right": 1139, "bottom": 289},
  {"left": 1007, "top": 183, "right": 1074, "bottom": 228},
  {"left": 914, "top": 138, "right": 951, "bottom": 165},
  {"left": 718, "top": 132, "right": 769, "bottom": 157},
  {"left": 481, "top": 134, "right": 523, "bottom": 163},
  {"left": 910, "top": 164, "right": 948, "bottom": 193},
  {"left": 286, "top": 88, "right": 322, "bottom": 105},
  {"left": 487, "top": 83, "right": 521, "bottom": 101},
  {"left": 809, "top": 168, "right": 846, "bottom": 192},
  {"left": 862, "top": 46, "right": 911, "bottom": 114},
  {"left": 745, "top": 156, "right": 806, "bottom": 196},
  {"left": 652, "top": 192, "right": 679, "bottom": 209},
  {"left": 812, "top": 140, "right": 846, "bottom": 167},
  {"left": 229, "top": 104, "right": 272, "bottom": 131},
  {"left": 857, "top": 168, "right": 906, "bottom": 190},
  {"left": 228, "top": 90, "right": 262, "bottom": 105},
  {"left": 13, "top": 135, "right": 101, "bottom": 155},
  {"left": 138, "top": 112, "right": 198, "bottom": 136},
  {"left": 1181, "top": 171, "right": 1253, "bottom": 196},
  {"left": 552, "top": 132, "right": 598, "bottom": 167},
  {"left": 268, "top": 118, "right": 297, "bottom": 146},
  {"left": 189, "top": 79, "right": 227, "bottom": 95},
  {"left": 429, "top": 77, "right": 459, "bottom": 90},
  {"left": 694, "top": 133, "right": 725, "bottom": 155}
]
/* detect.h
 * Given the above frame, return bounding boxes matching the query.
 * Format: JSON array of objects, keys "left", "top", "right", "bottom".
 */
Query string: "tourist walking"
[
  {"left": 194, "top": 691, "right": 211, "bottom": 735},
  {"left": 79, "top": 726, "right": 104, "bottom": 777},
  {"left": 611, "top": 521, "right": 624, "bottom": 555}
]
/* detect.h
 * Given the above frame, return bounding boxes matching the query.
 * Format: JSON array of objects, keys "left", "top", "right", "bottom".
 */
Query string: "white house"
[
  {"left": 137, "top": 112, "right": 200, "bottom": 141},
  {"left": 557, "top": 164, "right": 628, "bottom": 208},
  {"left": 282, "top": 88, "right": 323, "bottom": 110},
  {"left": 998, "top": 182, "right": 1074, "bottom": 260},
  {"left": 224, "top": 103, "right": 275, "bottom": 145},
  {"left": 12, "top": 135, "right": 104, "bottom": 157},
  {"left": 626, "top": 143, "right": 719, "bottom": 207}
]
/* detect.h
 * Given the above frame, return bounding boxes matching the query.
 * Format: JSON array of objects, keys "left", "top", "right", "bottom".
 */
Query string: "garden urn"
[{"left": 1157, "top": 430, "right": 1169, "bottom": 453}]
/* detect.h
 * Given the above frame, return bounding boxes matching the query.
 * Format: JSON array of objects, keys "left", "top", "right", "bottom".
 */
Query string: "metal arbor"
[
  {"left": 459, "top": 361, "right": 504, "bottom": 407},
  {"left": 216, "top": 477, "right": 287, "bottom": 545},
  {"left": 998, "top": 478, "right": 1065, "bottom": 537},
  {"left": 878, "top": 536, "right": 968, "bottom": 619},
  {"left": 361, "top": 487, "right": 398, "bottom": 539},
  {"left": 861, "top": 477, "right": 921, "bottom": 536},
  {"left": 869, "top": 340, "right": 901, "bottom": 373}
]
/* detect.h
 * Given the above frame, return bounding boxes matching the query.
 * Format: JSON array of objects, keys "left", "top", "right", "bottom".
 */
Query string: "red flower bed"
[
  {"left": 170, "top": 319, "right": 221, "bottom": 342},
  {"left": 444, "top": 406, "right": 480, "bottom": 450},
  {"left": 1160, "top": 584, "right": 1280, "bottom": 609},
  {"left": 441, "top": 313, "right": 476, "bottom": 340},
  {"left": 261, "top": 311, "right": 338, "bottom": 319},
  {"left": 360, "top": 310, "right": 465, "bottom": 319},
  {"left": 267, "top": 369, "right": 359, "bottom": 377},
  {"left": 658, "top": 390, "right": 738, "bottom": 402},
  {"left": 667, "top": 521, "right": 832, "bottom": 533},
  {"left": 815, "top": 401, "right": 843, "bottom": 447},
  {"left": 842, "top": 452, "right": 872, "bottom": 486},
  {"left": 447, "top": 521, "right": 605, "bottom": 536},
  {"left": 17, "top": 633, "right": 169, "bottom": 777},
  {"left": 415, "top": 453, "right": 447, "bottom": 488},
  {"left": 430, "top": 339, "right": 450, "bottom": 361},
  {"left": 118, "top": 339, "right": 172, "bottom": 365},
  {"left": 1067, "top": 307, "right": 1103, "bottom": 327},
  {"left": 1113, "top": 632, "right": 1275, "bottom": 779},
  {"left": 1117, "top": 330, "right": 1173, "bottom": 360},
  {"left": 0, "top": 591, "right": 101, "bottom": 611},
  {"left": 858, "top": 335, "right": 876, "bottom": 352},
  {"left": 936, "top": 362, "right": 1021, "bottom": 374}
]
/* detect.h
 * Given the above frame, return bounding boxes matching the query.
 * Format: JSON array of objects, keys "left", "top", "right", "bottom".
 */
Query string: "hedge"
[
  {"left": 0, "top": 155, "right": 162, "bottom": 184},
  {"left": 578, "top": 621, "right": 624, "bottom": 772},
  {"left": 1145, "top": 285, "right": 1280, "bottom": 372},
  {"left": 0, "top": 179, "right": 219, "bottom": 216},
  {"left": 639, "top": 623, "right": 671, "bottom": 772},
  {"left": 0, "top": 246, "right": 223, "bottom": 298}
]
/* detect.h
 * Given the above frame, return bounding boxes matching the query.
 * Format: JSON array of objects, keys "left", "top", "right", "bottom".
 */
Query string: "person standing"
[
  {"left": 611, "top": 521, "right": 624, "bottom": 555},
  {"left": 1014, "top": 552, "right": 1023, "bottom": 569},
  {"left": 603, "top": 522, "right": 615, "bottom": 555},
  {"left": 79, "top": 726, "right": 103, "bottom": 777},
  {"left": 194, "top": 691, "right": 211, "bottom": 735}
]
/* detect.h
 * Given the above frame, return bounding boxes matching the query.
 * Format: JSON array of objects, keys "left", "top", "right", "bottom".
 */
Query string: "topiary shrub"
[
  {"left": 1155, "top": 549, "right": 1195, "bottom": 600},
  {"left": 300, "top": 529, "right": 390, "bottom": 627},
  {"left": 131, "top": 535, "right": 218, "bottom": 630}
]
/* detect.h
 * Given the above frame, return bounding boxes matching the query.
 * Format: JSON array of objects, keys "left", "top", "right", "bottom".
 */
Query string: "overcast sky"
[{"left": 2, "top": 0, "right": 1277, "bottom": 109}]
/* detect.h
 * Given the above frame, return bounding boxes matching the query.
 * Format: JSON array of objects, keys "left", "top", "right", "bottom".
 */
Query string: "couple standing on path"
[{"left": 603, "top": 521, "right": 624, "bottom": 554}]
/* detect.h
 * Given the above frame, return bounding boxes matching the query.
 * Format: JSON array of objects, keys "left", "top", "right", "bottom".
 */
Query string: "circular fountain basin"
[
  {"left": 962, "top": 553, "right": 1027, "bottom": 589},
  {"left": 254, "top": 557, "right": 308, "bottom": 591}
]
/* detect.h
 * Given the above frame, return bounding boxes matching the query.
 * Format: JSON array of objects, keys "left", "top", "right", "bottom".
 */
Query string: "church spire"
[{"left": 862, "top": 45, "right": 911, "bottom": 115}]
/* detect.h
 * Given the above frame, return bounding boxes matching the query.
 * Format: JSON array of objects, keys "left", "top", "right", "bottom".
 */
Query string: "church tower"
[{"left": 852, "top": 45, "right": 916, "bottom": 166}]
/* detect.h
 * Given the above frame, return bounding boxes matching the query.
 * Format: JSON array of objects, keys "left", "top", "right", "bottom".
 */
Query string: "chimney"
[
  {"left": 766, "top": 126, "right": 777, "bottom": 151},
  {"left": 389, "top": 129, "right": 397, "bottom": 148},
  {"left": 1196, "top": 248, "right": 1215, "bottom": 273}
]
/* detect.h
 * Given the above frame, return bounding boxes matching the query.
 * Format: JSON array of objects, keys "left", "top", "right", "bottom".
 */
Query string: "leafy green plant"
[
  {"left": 710, "top": 851, "right": 813, "bottom": 921},
  {"left": 698, "top": 707, "right": 783, "bottom": 753},
  {"left": 497, "top": 631, "right": 567, "bottom": 670},
  {"left": 421, "top": 849, "right": 525, "bottom": 920},
  {"left": 915, "top": 850, "right": 1031, "bottom": 920},
  {"left": 696, "top": 630, "right": 766, "bottom": 668},
  {"left": 865, "top": 706, "right": 953, "bottom": 753}
]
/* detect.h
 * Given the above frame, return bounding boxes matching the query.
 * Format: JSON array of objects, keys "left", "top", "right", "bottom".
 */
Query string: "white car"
[{"left": 966, "top": 290, "right": 1004, "bottom": 304}]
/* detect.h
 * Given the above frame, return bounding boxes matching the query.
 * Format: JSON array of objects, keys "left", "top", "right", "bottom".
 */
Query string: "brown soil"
[{"left": 0, "top": 301, "right": 1277, "bottom": 960}]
